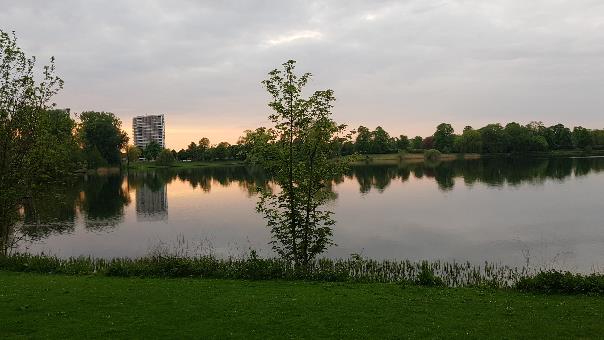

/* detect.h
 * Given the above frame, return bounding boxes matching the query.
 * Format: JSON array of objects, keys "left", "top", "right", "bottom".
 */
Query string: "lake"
[{"left": 18, "top": 157, "right": 604, "bottom": 272}]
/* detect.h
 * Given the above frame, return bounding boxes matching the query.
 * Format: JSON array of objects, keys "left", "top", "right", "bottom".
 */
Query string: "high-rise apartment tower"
[{"left": 132, "top": 114, "right": 165, "bottom": 149}]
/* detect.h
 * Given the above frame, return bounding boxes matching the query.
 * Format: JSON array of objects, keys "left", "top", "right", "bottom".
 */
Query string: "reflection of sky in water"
[{"left": 22, "top": 158, "right": 604, "bottom": 273}]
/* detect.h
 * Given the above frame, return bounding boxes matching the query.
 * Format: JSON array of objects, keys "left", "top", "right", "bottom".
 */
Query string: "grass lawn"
[{"left": 1, "top": 271, "right": 602, "bottom": 339}]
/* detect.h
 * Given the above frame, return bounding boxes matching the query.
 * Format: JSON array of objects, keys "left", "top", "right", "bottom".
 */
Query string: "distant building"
[{"left": 132, "top": 114, "right": 165, "bottom": 149}]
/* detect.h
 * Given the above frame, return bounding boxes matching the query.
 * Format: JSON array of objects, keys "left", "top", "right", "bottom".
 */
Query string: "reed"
[{"left": 0, "top": 253, "right": 531, "bottom": 288}]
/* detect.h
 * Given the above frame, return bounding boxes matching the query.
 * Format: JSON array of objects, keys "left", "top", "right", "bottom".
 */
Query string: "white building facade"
[{"left": 133, "top": 114, "right": 165, "bottom": 149}]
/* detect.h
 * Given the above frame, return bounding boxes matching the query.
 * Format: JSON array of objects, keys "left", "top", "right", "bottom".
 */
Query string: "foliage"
[
  {"left": 126, "top": 145, "right": 142, "bottom": 162},
  {"left": 396, "top": 134, "right": 410, "bottom": 150},
  {"left": 433, "top": 123, "right": 455, "bottom": 153},
  {"left": 143, "top": 140, "right": 162, "bottom": 160},
  {"left": 516, "top": 271, "right": 604, "bottom": 295},
  {"left": 479, "top": 124, "right": 508, "bottom": 153},
  {"left": 0, "top": 30, "right": 64, "bottom": 255},
  {"left": 424, "top": 149, "right": 441, "bottom": 161},
  {"left": 411, "top": 136, "right": 423, "bottom": 149},
  {"left": 415, "top": 262, "right": 445, "bottom": 287},
  {"left": 77, "top": 111, "right": 128, "bottom": 166},
  {"left": 572, "top": 126, "right": 593, "bottom": 149},
  {"left": 0, "top": 253, "right": 530, "bottom": 287},
  {"left": 455, "top": 127, "right": 482, "bottom": 153},
  {"left": 155, "top": 149, "right": 175, "bottom": 166},
  {"left": 255, "top": 60, "right": 351, "bottom": 267}
]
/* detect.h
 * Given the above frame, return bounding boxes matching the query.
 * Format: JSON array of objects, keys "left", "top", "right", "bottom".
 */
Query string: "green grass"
[{"left": 1, "top": 271, "right": 602, "bottom": 339}]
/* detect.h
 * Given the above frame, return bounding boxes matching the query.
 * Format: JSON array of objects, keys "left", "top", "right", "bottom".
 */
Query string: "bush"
[
  {"left": 156, "top": 149, "right": 175, "bottom": 166},
  {"left": 516, "top": 271, "right": 604, "bottom": 295},
  {"left": 424, "top": 149, "right": 441, "bottom": 162},
  {"left": 415, "top": 263, "right": 444, "bottom": 287}
]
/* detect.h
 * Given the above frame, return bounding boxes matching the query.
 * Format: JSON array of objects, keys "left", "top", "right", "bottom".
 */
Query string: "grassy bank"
[
  {"left": 126, "top": 160, "right": 244, "bottom": 170},
  {"left": 0, "top": 254, "right": 528, "bottom": 287},
  {"left": 1, "top": 271, "right": 603, "bottom": 339}
]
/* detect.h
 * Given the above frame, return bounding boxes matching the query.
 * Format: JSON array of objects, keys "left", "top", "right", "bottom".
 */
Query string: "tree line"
[{"left": 173, "top": 121, "right": 604, "bottom": 163}]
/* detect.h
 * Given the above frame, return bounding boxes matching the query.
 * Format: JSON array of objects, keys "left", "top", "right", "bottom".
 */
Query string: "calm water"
[{"left": 19, "top": 157, "right": 604, "bottom": 272}]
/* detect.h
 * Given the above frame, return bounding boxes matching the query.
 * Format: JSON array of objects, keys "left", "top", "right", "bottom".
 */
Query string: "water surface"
[{"left": 19, "top": 157, "right": 604, "bottom": 272}]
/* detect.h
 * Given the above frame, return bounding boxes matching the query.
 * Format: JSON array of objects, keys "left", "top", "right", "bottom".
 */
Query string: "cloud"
[
  {"left": 1, "top": 0, "right": 603, "bottom": 148},
  {"left": 266, "top": 30, "right": 323, "bottom": 46}
]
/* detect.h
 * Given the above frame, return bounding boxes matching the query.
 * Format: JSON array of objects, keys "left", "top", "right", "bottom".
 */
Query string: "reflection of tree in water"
[
  {"left": 80, "top": 174, "right": 130, "bottom": 231},
  {"left": 19, "top": 183, "right": 80, "bottom": 240},
  {"left": 2, "top": 179, "right": 82, "bottom": 254},
  {"left": 346, "top": 157, "right": 604, "bottom": 194},
  {"left": 5, "top": 158, "right": 604, "bottom": 252}
]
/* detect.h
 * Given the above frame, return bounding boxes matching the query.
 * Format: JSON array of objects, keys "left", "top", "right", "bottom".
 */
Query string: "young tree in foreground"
[
  {"left": 0, "top": 30, "right": 64, "bottom": 254},
  {"left": 255, "top": 60, "right": 351, "bottom": 267}
]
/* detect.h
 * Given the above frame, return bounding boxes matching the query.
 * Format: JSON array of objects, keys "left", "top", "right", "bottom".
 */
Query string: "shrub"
[
  {"left": 415, "top": 263, "right": 444, "bottom": 287},
  {"left": 424, "top": 149, "right": 441, "bottom": 162},
  {"left": 155, "top": 149, "right": 175, "bottom": 166},
  {"left": 516, "top": 271, "right": 604, "bottom": 295}
]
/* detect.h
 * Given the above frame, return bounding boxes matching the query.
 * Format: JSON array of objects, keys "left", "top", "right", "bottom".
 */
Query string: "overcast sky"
[{"left": 2, "top": 0, "right": 603, "bottom": 149}]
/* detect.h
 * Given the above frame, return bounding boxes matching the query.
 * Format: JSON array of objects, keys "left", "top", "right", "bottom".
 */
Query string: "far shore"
[{"left": 120, "top": 148, "right": 604, "bottom": 170}]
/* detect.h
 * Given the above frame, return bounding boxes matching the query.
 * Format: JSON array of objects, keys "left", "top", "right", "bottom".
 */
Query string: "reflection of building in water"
[{"left": 136, "top": 184, "right": 168, "bottom": 221}]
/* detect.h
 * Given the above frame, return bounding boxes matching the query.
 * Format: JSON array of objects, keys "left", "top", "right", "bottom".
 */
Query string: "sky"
[{"left": 1, "top": 0, "right": 603, "bottom": 149}]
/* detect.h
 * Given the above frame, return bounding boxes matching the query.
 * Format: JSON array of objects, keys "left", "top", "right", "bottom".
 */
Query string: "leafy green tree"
[
  {"left": 592, "top": 129, "right": 604, "bottom": 146},
  {"left": 411, "top": 136, "right": 423, "bottom": 149},
  {"left": 213, "top": 142, "right": 231, "bottom": 160},
  {"left": 355, "top": 126, "right": 371, "bottom": 154},
  {"left": 156, "top": 149, "right": 175, "bottom": 166},
  {"left": 198, "top": 137, "right": 210, "bottom": 161},
  {"left": 505, "top": 122, "right": 532, "bottom": 153},
  {"left": 126, "top": 145, "right": 142, "bottom": 164},
  {"left": 396, "top": 135, "right": 410, "bottom": 151},
  {"left": 572, "top": 126, "right": 593, "bottom": 149},
  {"left": 238, "top": 127, "right": 277, "bottom": 163},
  {"left": 433, "top": 123, "right": 455, "bottom": 153},
  {"left": 0, "top": 30, "right": 64, "bottom": 254},
  {"left": 143, "top": 141, "right": 162, "bottom": 160},
  {"left": 77, "top": 111, "right": 128, "bottom": 166},
  {"left": 255, "top": 60, "right": 350, "bottom": 267},
  {"left": 456, "top": 127, "right": 482, "bottom": 153},
  {"left": 371, "top": 126, "right": 394, "bottom": 153},
  {"left": 25, "top": 109, "right": 81, "bottom": 180},
  {"left": 545, "top": 124, "right": 573, "bottom": 150},
  {"left": 479, "top": 124, "right": 508, "bottom": 153}
]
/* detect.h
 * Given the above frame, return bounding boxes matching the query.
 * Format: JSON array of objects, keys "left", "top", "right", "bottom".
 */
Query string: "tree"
[
  {"left": 77, "top": 111, "right": 128, "bottom": 166},
  {"left": 592, "top": 129, "right": 604, "bottom": 147},
  {"left": 572, "top": 126, "right": 592, "bottom": 149},
  {"left": 371, "top": 126, "right": 394, "bottom": 153},
  {"left": 355, "top": 126, "right": 371, "bottom": 154},
  {"left": 396, "top": 135, "right": 410, "bottom": 151},
  {"left": 255, "top": 60, "right": 350, "bottom": 267},
  {"left": 545, "top": 124, "right": 573, "bottom": 150},
  {"left": 198, "top": 137, "right": 210, "bottom": 161},
  {"left": 126, "top": 145, "right": 142, "bottom": 164},
  {"left": 479, "top": 124, "right": 508, "bottom": 153},
  {"left": 411, "top": 136, "right": 423, "bottom": 149},
  {"left": 238, "top": 127, "right": 277, "bottom": 163},
  {"left": 422, "top": 136, "right": 434, "bottom": 149},
  {"left": 433, "top": 123, "right": 455, "bottom": 153},
  {"left": 143, "top": 141, "right": 162, "bottom": 160},
  {"left": 0, "top": 30, "right": 64, "bottom": 254},
  {"left": 26, "top": 109, "right": 81, "bottom": 180},
  {"left": 456, "top": 127, "right": 482, "bottom": 153},
  {"left": 213, "top": 141, "right": 231, "bottom": 160},
  {"left": 156, "top": 149, "right": 175, "bottom": 166}
]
